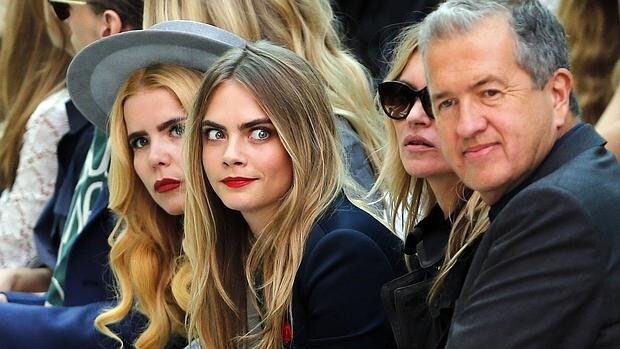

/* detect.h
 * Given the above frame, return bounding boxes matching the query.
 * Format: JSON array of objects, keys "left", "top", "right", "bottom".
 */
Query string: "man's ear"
[
  {"left": 549, "top": 68, "right": 573, "bottom": 128},
  {"left": 550, "top": 68, "right": 573, "bottom": 113},
  {"left": 100, "top": 10, "right": 123, "bottom": 38}
]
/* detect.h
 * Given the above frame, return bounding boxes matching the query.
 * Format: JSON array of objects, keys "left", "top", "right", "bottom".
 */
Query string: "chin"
[
  {"left": 160, "top": 201, "right": 184, "bottom": 216},
  {"left": 163, "top": 207, "right": 184, "bottom": 216},
  {"left": 404, "top": 165, "right": 437, "bottom": 179}
]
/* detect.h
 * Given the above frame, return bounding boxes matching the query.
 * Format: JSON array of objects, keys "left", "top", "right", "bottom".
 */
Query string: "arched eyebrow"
[
  {"left": 239, "top": 118, "right": 272, "bottom": 130},
  {"left": 127, "top": 117, "right": 186, "bottom": 140},
  {"left": 201, "top": 118, "right": 272, "bottom": 131},
  {"left": 157, "top": 117, "right": 186, "bottom": 132}
]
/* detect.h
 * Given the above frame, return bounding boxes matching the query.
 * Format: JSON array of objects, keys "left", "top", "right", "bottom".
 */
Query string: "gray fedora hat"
[{"left": 67, "top": 20, "right": 246, "bottom": 132}]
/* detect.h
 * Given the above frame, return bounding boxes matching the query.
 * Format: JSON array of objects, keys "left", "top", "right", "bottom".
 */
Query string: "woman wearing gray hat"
[{"left": 67, "top": 20, "right": 245, "bottom": 348}]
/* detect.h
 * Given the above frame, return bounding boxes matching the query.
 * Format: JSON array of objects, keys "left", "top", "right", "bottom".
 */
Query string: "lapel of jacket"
[{"left": 78, "top": 183, "right": 111, "bottom": 237}]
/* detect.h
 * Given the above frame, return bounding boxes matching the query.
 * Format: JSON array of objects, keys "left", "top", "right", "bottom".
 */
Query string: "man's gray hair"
[{"left": 419, "top": 0, "right": 580, "bottom": 116}]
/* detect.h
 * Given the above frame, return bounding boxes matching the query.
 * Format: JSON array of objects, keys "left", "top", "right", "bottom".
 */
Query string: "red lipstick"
[
  {"left": 154, "top": 178, "right": 181, "bottom": 193},
  {"left": 222, "top": 177, "right": 256, "bottom": 188}
]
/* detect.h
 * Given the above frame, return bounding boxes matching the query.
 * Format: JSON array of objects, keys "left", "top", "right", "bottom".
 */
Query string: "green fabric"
[{"left": 46, "top": 129, "right": 110, "bottom": 306}]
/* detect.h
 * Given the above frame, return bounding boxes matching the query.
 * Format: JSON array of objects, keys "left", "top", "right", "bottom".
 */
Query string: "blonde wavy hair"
[
  {"left": 375, "top": 23, "right": 489, "bottom": 299},
  {"left": 95, "top": 64, "right": 203, "bottom": 348},
  {"left": 143, "top": 0, "right": 383, "bottom": 174},
  {"left": 558, "top": 0, "right": 620, "bottom": 124},
  {"left": 0, "top": 0, "right": 71, "bottom": 189},
  {"left": 180, "top": 41, "right": 346, "bottom": 349}
]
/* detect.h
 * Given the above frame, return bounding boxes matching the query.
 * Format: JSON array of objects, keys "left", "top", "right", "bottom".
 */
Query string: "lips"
[
  {"left": 403, "top": 135, "right": 434, "bottom": 151},
  {"left": 463, "top": 142, "right": 498, "bottom": 159},
  {"left": 404, "top": 135, "right": 433, "bottom": 147},
  {"left": 222, "top": 177, "right": 256, "bottom": 188},
  {"left": 154, "top": 177, "right": 181, "bottom": 193}
]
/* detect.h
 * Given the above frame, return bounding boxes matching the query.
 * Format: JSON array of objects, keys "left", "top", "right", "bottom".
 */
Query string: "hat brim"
[{"left": 67, "top": 22, "right": 245, "bottom": 132}]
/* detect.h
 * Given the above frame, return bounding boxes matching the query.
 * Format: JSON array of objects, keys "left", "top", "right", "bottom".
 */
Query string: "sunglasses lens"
[
  {"left": 420, "top": 88, "right": 434, "bottom": 118},
  {"left": 379, "top": 82, "right": 413, "bottom": 120},
  {"left": 50, "top": 3, "right": 71, "bottom": 21},
  {"left": 379, "top": 82, "right": 434, "bottom": 120}
]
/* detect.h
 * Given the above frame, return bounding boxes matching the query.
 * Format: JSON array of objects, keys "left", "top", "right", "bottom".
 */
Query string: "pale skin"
[
  {"left": 424, "top": 15, "right": 576, "bottom": 205},
  {"left": 124, "top": 87, "right": 186, "bottom": 216},
  {"left": 201, "top": 80, "right": 293, "bottom": 235},
  {"left": 392, "top": 51, "right": 461, "bottom": 216},
  {"left": 0, "top": 267, "right": 52, "bottom": 302}
]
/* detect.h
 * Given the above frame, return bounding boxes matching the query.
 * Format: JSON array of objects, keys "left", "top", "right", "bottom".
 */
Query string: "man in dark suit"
[{"left": 418, "top": 0, "right": 620, "bottom": 348}]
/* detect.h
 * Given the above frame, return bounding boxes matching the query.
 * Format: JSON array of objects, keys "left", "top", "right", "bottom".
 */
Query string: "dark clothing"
[
  {"left": 382, "top": 205, "right": 479, "bottom": 349},
  {"left": 291, "top": 195, "right": 406, "bottom": 348},
  {"left": 33, "top": 100, "right": 93, "bottom": 269},
  {"left": 446, "top": 123, "right": 620, "bottom": 348},
  {"left": 0, "top": 102, "right": 146, "bottom": 348},
  {"left": 333, "top": 0, "right": 441, "bottom": 81}
]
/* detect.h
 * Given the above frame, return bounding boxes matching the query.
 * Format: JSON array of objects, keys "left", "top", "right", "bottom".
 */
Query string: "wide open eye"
[
  {"left": 250, "top": 128, "right": 271, "bottom": 140},
  {"left": 204, "top": 128, "right": 225, "bottom": 140}
]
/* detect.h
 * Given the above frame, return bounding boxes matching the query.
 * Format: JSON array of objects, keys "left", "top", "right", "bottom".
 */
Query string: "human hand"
[
  {"left": 0, "top": 267, "right": 51, "bottom": 292},
  {"left": 0, "top": 268, "right": 18, "bottom": 291}
]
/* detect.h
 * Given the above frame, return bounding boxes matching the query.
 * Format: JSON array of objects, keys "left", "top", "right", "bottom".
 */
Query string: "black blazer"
[
  {"left": 290, "top": 195, "right": 406, "bottom": 348},
  {"left": 382, "top": 204, "right": 480, "bottom": 349},
  {"left": 445, "top": 123, "right": 620, "bottom": 348}
]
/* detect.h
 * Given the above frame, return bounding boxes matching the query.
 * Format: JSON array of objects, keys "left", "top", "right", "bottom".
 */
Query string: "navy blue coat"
[
  {"left": 290, "top": 195, "right": 406, "bottom": 348},
  {"left": 445, "top": 124, "right": 620, "bottom": 348},
  {"left": 0, "top": 101, "right": 143, "bottom": 348}
]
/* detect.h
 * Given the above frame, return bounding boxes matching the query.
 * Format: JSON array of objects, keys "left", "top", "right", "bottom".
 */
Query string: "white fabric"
[{"left": 0, "top": 88, "right": 70, "bottom": 267}]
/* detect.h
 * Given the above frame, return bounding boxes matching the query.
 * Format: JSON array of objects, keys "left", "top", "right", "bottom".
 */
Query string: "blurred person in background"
[
  {"left": 0, "top": 0, "right": 7, "bottom": 47},
  {"left": 557, "top": 0, "right": 620, "bottom": 125},
  {"left": 596, "top": 64, "right": 620, "bottom": 159},
  {"left": 0, "top": 1, "right": 145, "bottom": 348},
  {"left": 332, "top": 0, "right": 441, "bottom": 82},
  {"left": 0, "top": 0, "right": 71, "bottom": 275}
]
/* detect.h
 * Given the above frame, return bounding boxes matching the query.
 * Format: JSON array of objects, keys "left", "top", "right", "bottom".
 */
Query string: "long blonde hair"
[
  {"left": 180, "top": 41, "right": 345, "bottom": 349},
  {"left": 143, "top": 0, "right": 383, "bottom": 174},
  {"left": 376, "top": 23, "right": 489, "bottom": 298},
  {"left": 558, "top": 0, "right": 620, "bottom": 124},
  {"left": 95, "top": 64, "right": 203, "bottom": 348},
  {"left": 0, "top": 0, "right": 71, "bottom": 189}
]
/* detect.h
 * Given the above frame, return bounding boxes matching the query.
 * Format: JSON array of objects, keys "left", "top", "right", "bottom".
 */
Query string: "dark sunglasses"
[
  {"left": 48, "top": 0, "right": 88, "bottom": 21},
  {"left": 378, "top": 81, "right": 434, "bottom": 120}
]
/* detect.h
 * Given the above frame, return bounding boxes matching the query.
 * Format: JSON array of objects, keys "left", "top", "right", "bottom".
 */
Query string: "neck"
[
  {"left": 427, "top": 173, "right": 461, "bottom": 218},
  {"left": 242, "top": 209, "right": 275, "bottom": 237}
]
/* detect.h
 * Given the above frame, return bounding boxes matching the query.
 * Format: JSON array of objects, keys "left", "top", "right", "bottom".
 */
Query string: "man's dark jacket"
[{"left": 446, "top": 123, "right": 620, "bottom": 348}]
